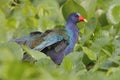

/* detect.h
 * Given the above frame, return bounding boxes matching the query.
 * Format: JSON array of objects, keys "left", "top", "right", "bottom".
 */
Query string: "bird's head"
[{"left": 67, "top": 12, "right": 87, "bottom": 24}]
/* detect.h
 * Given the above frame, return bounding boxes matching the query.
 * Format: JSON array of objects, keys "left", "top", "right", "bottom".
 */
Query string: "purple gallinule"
[{"left": 13, "top": 12, "right": 87, "bottom": 65}]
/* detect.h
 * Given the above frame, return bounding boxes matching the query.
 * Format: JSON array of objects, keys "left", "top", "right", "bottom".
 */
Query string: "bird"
[{"left": 12, "top": 12, "right": 87, "bottom": 65}]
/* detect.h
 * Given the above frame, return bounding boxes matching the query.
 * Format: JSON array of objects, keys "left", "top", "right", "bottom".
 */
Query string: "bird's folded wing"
[
  {"left": 33, "top": 34, "right": 64, "bottom": 51},
  {"left": 12, "top": 29, "right": 69, "bottom": 51}
]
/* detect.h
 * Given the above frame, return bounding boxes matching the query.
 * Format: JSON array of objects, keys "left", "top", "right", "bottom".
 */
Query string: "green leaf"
[
  {"left": 81, "top": 0, "right": 97, "bottom": 18},
  {"left": 22, "top": 46, "right": 47, "bottom": 60},
  {"left": 102, "top": 48, "right": 111, "bottom": 57},
  {"left": 62, "top": 0, "right": 87, "bottom": 21},
  {"left": 107, "top": 67, "right": 120, "bottom": 76},
  {"left": 90, "top": 37, "right": 112, "bottom": 54},
  {"left": 0, "top": 9, "right": 7, "bottom": 42},
  {"left": 56, "top": 0, "right": 66, "bottom": 6},
  {"left": 80, "top": 18, "right": 97, "bottom": 45},
  {"left": 82, "top": 47, "right": 97, "bottom": 61},
  {"left": 107, "top": 3, "right": 120, "bottom": 24},
  {"left": 0, "top": 9, "right": 6, "bottom": 26},
  {"left": 98, "top": 13, "right": 109, "bottom": 26},
  {"left": 4, "top": 42, "right": 23, "bottom": 61},
  {"left": 63, "top": 56, "right": 73, "bottom": 71}
]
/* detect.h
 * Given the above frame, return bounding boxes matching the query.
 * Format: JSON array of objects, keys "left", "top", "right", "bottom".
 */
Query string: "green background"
[{"left": 0, "top": 0, "right": 120, "bottom": 80}]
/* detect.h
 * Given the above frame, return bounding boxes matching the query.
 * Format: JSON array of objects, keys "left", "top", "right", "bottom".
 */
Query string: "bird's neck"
[
  {"left": 65, "top": 22, "right": 79, "bottom": 55},
  {"left": 66, "top": 22, "right": 79, "bottom": 38}
]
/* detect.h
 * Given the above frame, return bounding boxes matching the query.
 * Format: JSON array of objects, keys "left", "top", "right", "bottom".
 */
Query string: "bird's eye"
[{"left": 75, "top": 15, "right": 78, "bottom": 17}]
